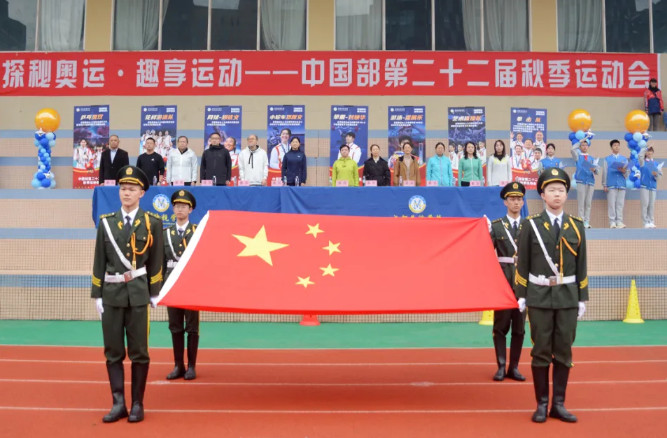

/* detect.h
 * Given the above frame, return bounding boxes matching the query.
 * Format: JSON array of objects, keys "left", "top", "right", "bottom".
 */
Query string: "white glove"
[
  {"left": 577, "top": 301, "right": 586, "bottom": 319},
  {"left": 517, "top": 298, "right": 526, "bottom": 312},
  {"left": 484, "top": 215, "right": 492, "bottom": 232},
  {"left": 150, "top": 296, "right": 159, "bottom": 309},
  {"left": 95, "top": 298, "right": 104, "bottom": 317}
]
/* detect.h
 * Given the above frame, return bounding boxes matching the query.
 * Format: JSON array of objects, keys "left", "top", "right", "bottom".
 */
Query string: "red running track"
[{"left": 1, "top": 345, "right": 666, "bottom": 438}]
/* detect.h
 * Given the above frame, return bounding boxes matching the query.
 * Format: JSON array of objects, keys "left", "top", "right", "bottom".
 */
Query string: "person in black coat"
[
  {"left": 98, "top": 135, "right": 130, "bottom": 184},
  {"left": 362, "top": 144, "right": 391, "bottom": 186},
  {"left": 281, "top": 136, "right": 307, "bottom": 186},
  {"left": 200, "top": 132, "right": 232, "bottom": 185}
]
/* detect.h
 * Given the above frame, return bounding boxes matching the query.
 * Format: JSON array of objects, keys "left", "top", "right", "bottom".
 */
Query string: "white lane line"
[
  {"left": 0, "top": 406, "right": 666, "bottom": 414},
  {"left": 1, "top": 359, "right": 666, "bottom": 366},
  {"left": 1, "top": 378, "right": 665, "bottom": 387}
]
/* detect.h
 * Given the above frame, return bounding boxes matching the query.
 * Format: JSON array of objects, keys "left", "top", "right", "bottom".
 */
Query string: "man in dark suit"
[
  {"left": 99, "top": 135, "right": 130, "bottom": 184},
  {"left": 515, "top": 168, "right": 588, "bottom": 424}
]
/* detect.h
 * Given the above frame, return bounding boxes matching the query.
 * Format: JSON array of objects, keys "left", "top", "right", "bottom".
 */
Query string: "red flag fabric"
[{"left": 157, "top": 211, "right": 518, "bottom": 314}]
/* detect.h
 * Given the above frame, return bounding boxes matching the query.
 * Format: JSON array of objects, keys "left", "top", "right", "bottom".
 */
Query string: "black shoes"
[
  {"left": 549, "top": 361, "right": 578, "bottom": 422},
  {"left": 184, "top": 333, "right": 199, "bottom": 381},
  {"left": 492, "top": 336, "right": 506, "bottom": 381}
]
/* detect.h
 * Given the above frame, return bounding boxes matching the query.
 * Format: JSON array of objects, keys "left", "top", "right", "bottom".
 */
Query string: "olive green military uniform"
[
  {"left": 490, "top": 216, "right": 526, "bottom": 380},
  {"left": 92, "top": 208, "right": 164, "bottom": 364},
  {"left": 91, "top": 165, "right": 163, "bottom": 424},
  {"left": 514, "top": 210, "right": 588, "bottom": 368},
  {"left": 514, "top": 166, "right": 588, "bottom": 423}
]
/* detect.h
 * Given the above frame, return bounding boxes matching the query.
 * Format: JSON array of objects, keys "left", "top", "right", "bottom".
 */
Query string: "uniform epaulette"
[
  {"left": 99, "top": 212, "right": 115, "bottom": 219},
  {"left": 526, "top": 213, "right": 541, "bottom": 220},
  {"left": 570, "top": 215, "right": 584, "bottom": 223},
  {"left": 491, "top": 218, "right": 503, "bottom": 224},
  {"left": 146, "top": 211, "right": 161, "bottom": 220}
]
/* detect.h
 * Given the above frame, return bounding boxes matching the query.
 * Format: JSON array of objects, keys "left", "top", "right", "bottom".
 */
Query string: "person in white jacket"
[
  {"left": 487, "top": 140, "right": 513, "bottom": 186},
  {"left": 238, "top": 134, "right": 269, "bottom": 186},
  {"left": 167, "top": 136, "right": 198, "bottom": 185}
]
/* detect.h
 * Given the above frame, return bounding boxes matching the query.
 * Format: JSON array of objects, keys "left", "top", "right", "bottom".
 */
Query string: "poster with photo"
[
  {"left": 266, "top": 105, "right": 305, "bottom": 186},
  {"left": 510, "top": 108, "right": 547, "bottom": 189},
  {"left": 139, "top": 105, "right": 177, "bottom": 160},
  {"left": 72, "top": 105, "right": 109, "bottom": 189}
]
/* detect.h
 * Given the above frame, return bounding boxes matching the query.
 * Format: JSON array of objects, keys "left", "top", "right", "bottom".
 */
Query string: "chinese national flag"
[{"left": 157, "top": 211, "right": 518, "bottom": 314}]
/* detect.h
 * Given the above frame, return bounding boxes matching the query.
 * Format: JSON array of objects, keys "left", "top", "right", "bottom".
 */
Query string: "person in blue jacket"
[
  {"left": 539, "top": 143, "right": 561, "bottom": 175},
  {"left": 426, "top": 142, "right": 454, "bottom": 186},
  {"left": 639, "top": 146, "right": 663, "bottom": 228},
  {"left": 601, "top": 140, "right": 629, "bottom": 228},
  {"left": 281, "top": 136, "right": 307, "bottom": 186},
  {"left": 570, "top": 139, "right": 598, "bottom": 228}
]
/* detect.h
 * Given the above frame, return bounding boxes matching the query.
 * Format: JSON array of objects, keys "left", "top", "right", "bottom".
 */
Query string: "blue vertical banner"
[
  {"left": 266, "top": 105, "right": 305, "bottom": 186},
  {"left": 72, "top": 105, "right": 110, "bottom": 189},
  {"left": 329, "top": 105, "right": 368, "bottom": 168},
  {"left": 387, "top": 106, "right": 426, "bottom": 168},
  {"left": 139, "top": 105, "right": 178, "bottom": 163},
  {"left": 447, "top": 107, "right": 486, "bottom": 182},
  {"left": 204, "top": 105, "right": 243, "bottom": 178}
]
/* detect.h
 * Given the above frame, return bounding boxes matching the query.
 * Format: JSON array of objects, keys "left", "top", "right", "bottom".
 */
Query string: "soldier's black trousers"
[
  {"left": 167, "top": 307, "right": 200, "bottom": 335},
  {"left": 528, "top": 307, "right": 578, "bottom": 367},
  {"left": 102, "top": 304, "right": 150, "bottom": 364},
  {"left": 493, "top": 308, "right": 526, "bottom": 338}
]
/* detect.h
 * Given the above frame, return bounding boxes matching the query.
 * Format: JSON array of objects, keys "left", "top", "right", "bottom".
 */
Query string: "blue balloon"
[
  {"left": 632, "top": 132, "right": 643, "bottom": 142},
  {"left": 39, "top": 137, "right": 49, "bottom": 147},
  {"left": 569, "top": 132, "right": 577, "bottom": 141},
  {"left": 625, "top": 179, "right": 635, "bottom": 189},
  {"left": 634, "top": 179, "right": 641, "bottom": 189},
  {"left": 631, "top": 150, "right": 638, "bottom": 158},
  {"left": 638, "top": 140, "right": 647, "bottom": 148},
  {"left": 575, "top": 130, "right": 585, "bottom": 140},
  {"left": 31, "top": 179, "right": 41, "bottom": 188},
  {"left": 36, "top": 172, "right": 46, "bottom": 180},
  {"left": 45, "top": 132, "right": 55, "bottom": 140},
  {"left": 44, "top": 165, "right": 51, "bottom": 172},
  {"left": 624, "top": 133, "right": 633, "bottom": 142},
  {"left": 48, "top": 140, "right": 56, "bottom": 147},
  {"left": 628, "top": 140, "right": 638, "bottom": 148},
  {"left": 34, "top": 139, "right": 41, "bottom": 147},
  {"left": 571, "top": 139, "right": 579, "bottom": 146},
  {"left": 41, "top": 178, "right": 51, "bottom": 188}
]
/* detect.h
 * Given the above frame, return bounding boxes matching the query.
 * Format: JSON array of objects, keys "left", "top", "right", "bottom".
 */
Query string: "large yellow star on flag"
[
  {"left": 232, "top": 226, "right": 288, "bottom": 266},
  {"left": 320, "top": 264, "right": 339, "bottom": 277},
  {"left": 322, "top": 240, "right": 341, "bottom": 255},
  {"left": 296, "top": 276, "right": 315, "bottom": 288},
  {"left": 306, "top": 223, "right": 324, "bottom": 238}
]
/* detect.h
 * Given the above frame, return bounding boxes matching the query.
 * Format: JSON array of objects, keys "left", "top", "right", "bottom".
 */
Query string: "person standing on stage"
[
  {"left": 332, "top": 144, "right": 359, "bottom": 186},
  {"left": 99, "top": 135, "right": 129, "bottom": 184},
  {"left": 362, "top": 144, "right": 391, "bottom": 186},
  {"left": 515, "top": 167, "right": 588, "bottom": 424},
  {"left": 136, "top": 137, "right": 165, "bottom": 185},
  {"left": 571, "top": 139, "right": 598, "bottom": 228},
  {"left": 238, "top": 134, "right": 269, "bottom": 186},
  {"left": 91, "top": 165, "right": 164, "bottom": 423},
  {"left": 200, "top": 132, "right": 232, "bottom": 185},
  {"left": 601, "top": 139, "right": 630, "bottom": 229},
  {"left": 281, "top": 136, "right": 307, "bottom": 186},
  {"left": 166, "top": 136, "right": 198, "bottom": 186},
  {"left": 489, "top": 182, "right": 526, "bottom": 382},
  {"left": 164, "top": 190, "right": 200, "bottom": 380}
]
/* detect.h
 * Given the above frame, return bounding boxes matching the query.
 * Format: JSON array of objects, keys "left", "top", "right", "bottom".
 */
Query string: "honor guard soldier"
[
  {"left": 514, "top": 167, "right": 588, "bottom": 423},
  {"left": 91, "top": 165, "right": 164, "bottom": 423},
  {"left": 164, "top": 190, "right": 200, "bottom": 380},
  {"left": 490, "top": 182, "right": 526, "bottom": 382}
]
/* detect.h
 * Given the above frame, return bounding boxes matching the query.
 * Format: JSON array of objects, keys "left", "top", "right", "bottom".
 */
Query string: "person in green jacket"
[
  {"left": 458, "top": 141, "right": 484, "bottom": 186},
  {"left": 332, "top": 144, "right": 359, "bottom": 187},
  {"left": 426, "top": 142, "right": 454, "bottom": 186}
]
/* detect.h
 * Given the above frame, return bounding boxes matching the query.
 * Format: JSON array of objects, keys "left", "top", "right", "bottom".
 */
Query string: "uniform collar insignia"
[
  {"left": 544, "top": 221, "right": 550, "bottom": 231},
  {"left": 134, "top": 219, "right": 141, "bottom": 227},
  {"left": 564, "top": 222, "right": 570, "bottom": 230}
]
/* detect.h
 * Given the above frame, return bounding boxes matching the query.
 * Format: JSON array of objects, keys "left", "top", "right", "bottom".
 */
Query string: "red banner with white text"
[
  {"left": 157, "top": 211, "right": 518, "bottom": 314},
  {"left": 0, "top": 51, "right": 658, "bottom": 97}
]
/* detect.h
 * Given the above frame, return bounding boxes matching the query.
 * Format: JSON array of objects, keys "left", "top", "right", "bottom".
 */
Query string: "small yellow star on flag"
[
  {"left": 320, "top": 264, "right": 338, "bottom": 277},
  {"left": 232, "top": 225, "right": 288, "bottom": 266},
  {"left": 296, "top": 276, "right": 315, "bottom": 288},
  {"left": 305, "top": 223, "right": 324, "bottom": 238},
  {"left": 322, "top": 240, "right": 341, "bottom": 256}
]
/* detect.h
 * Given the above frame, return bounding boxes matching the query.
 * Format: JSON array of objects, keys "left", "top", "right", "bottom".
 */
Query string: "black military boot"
[
  {"left": 506, "top": 334, "right": 526, "bottom": 381},
  {"left": 128, "top": 362, "right": 149, "bottom": 423},
  {"left": 184, "top": 333, "right": 199, "bottom": 380},
  {"left": 531, "top": 365, "right": 550, "bottom": 423},
  {"left": 102, "top": 362, "right": 128, "bottom": 423},
  {"left": 166, "top": 332, "right": 186, "bottom": 380},
  {"left": 492, "top": 335, "right": 506, "bottom": 381},
  {"left": 549, "top": 361, "right": 578, "bottom": 422}
]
